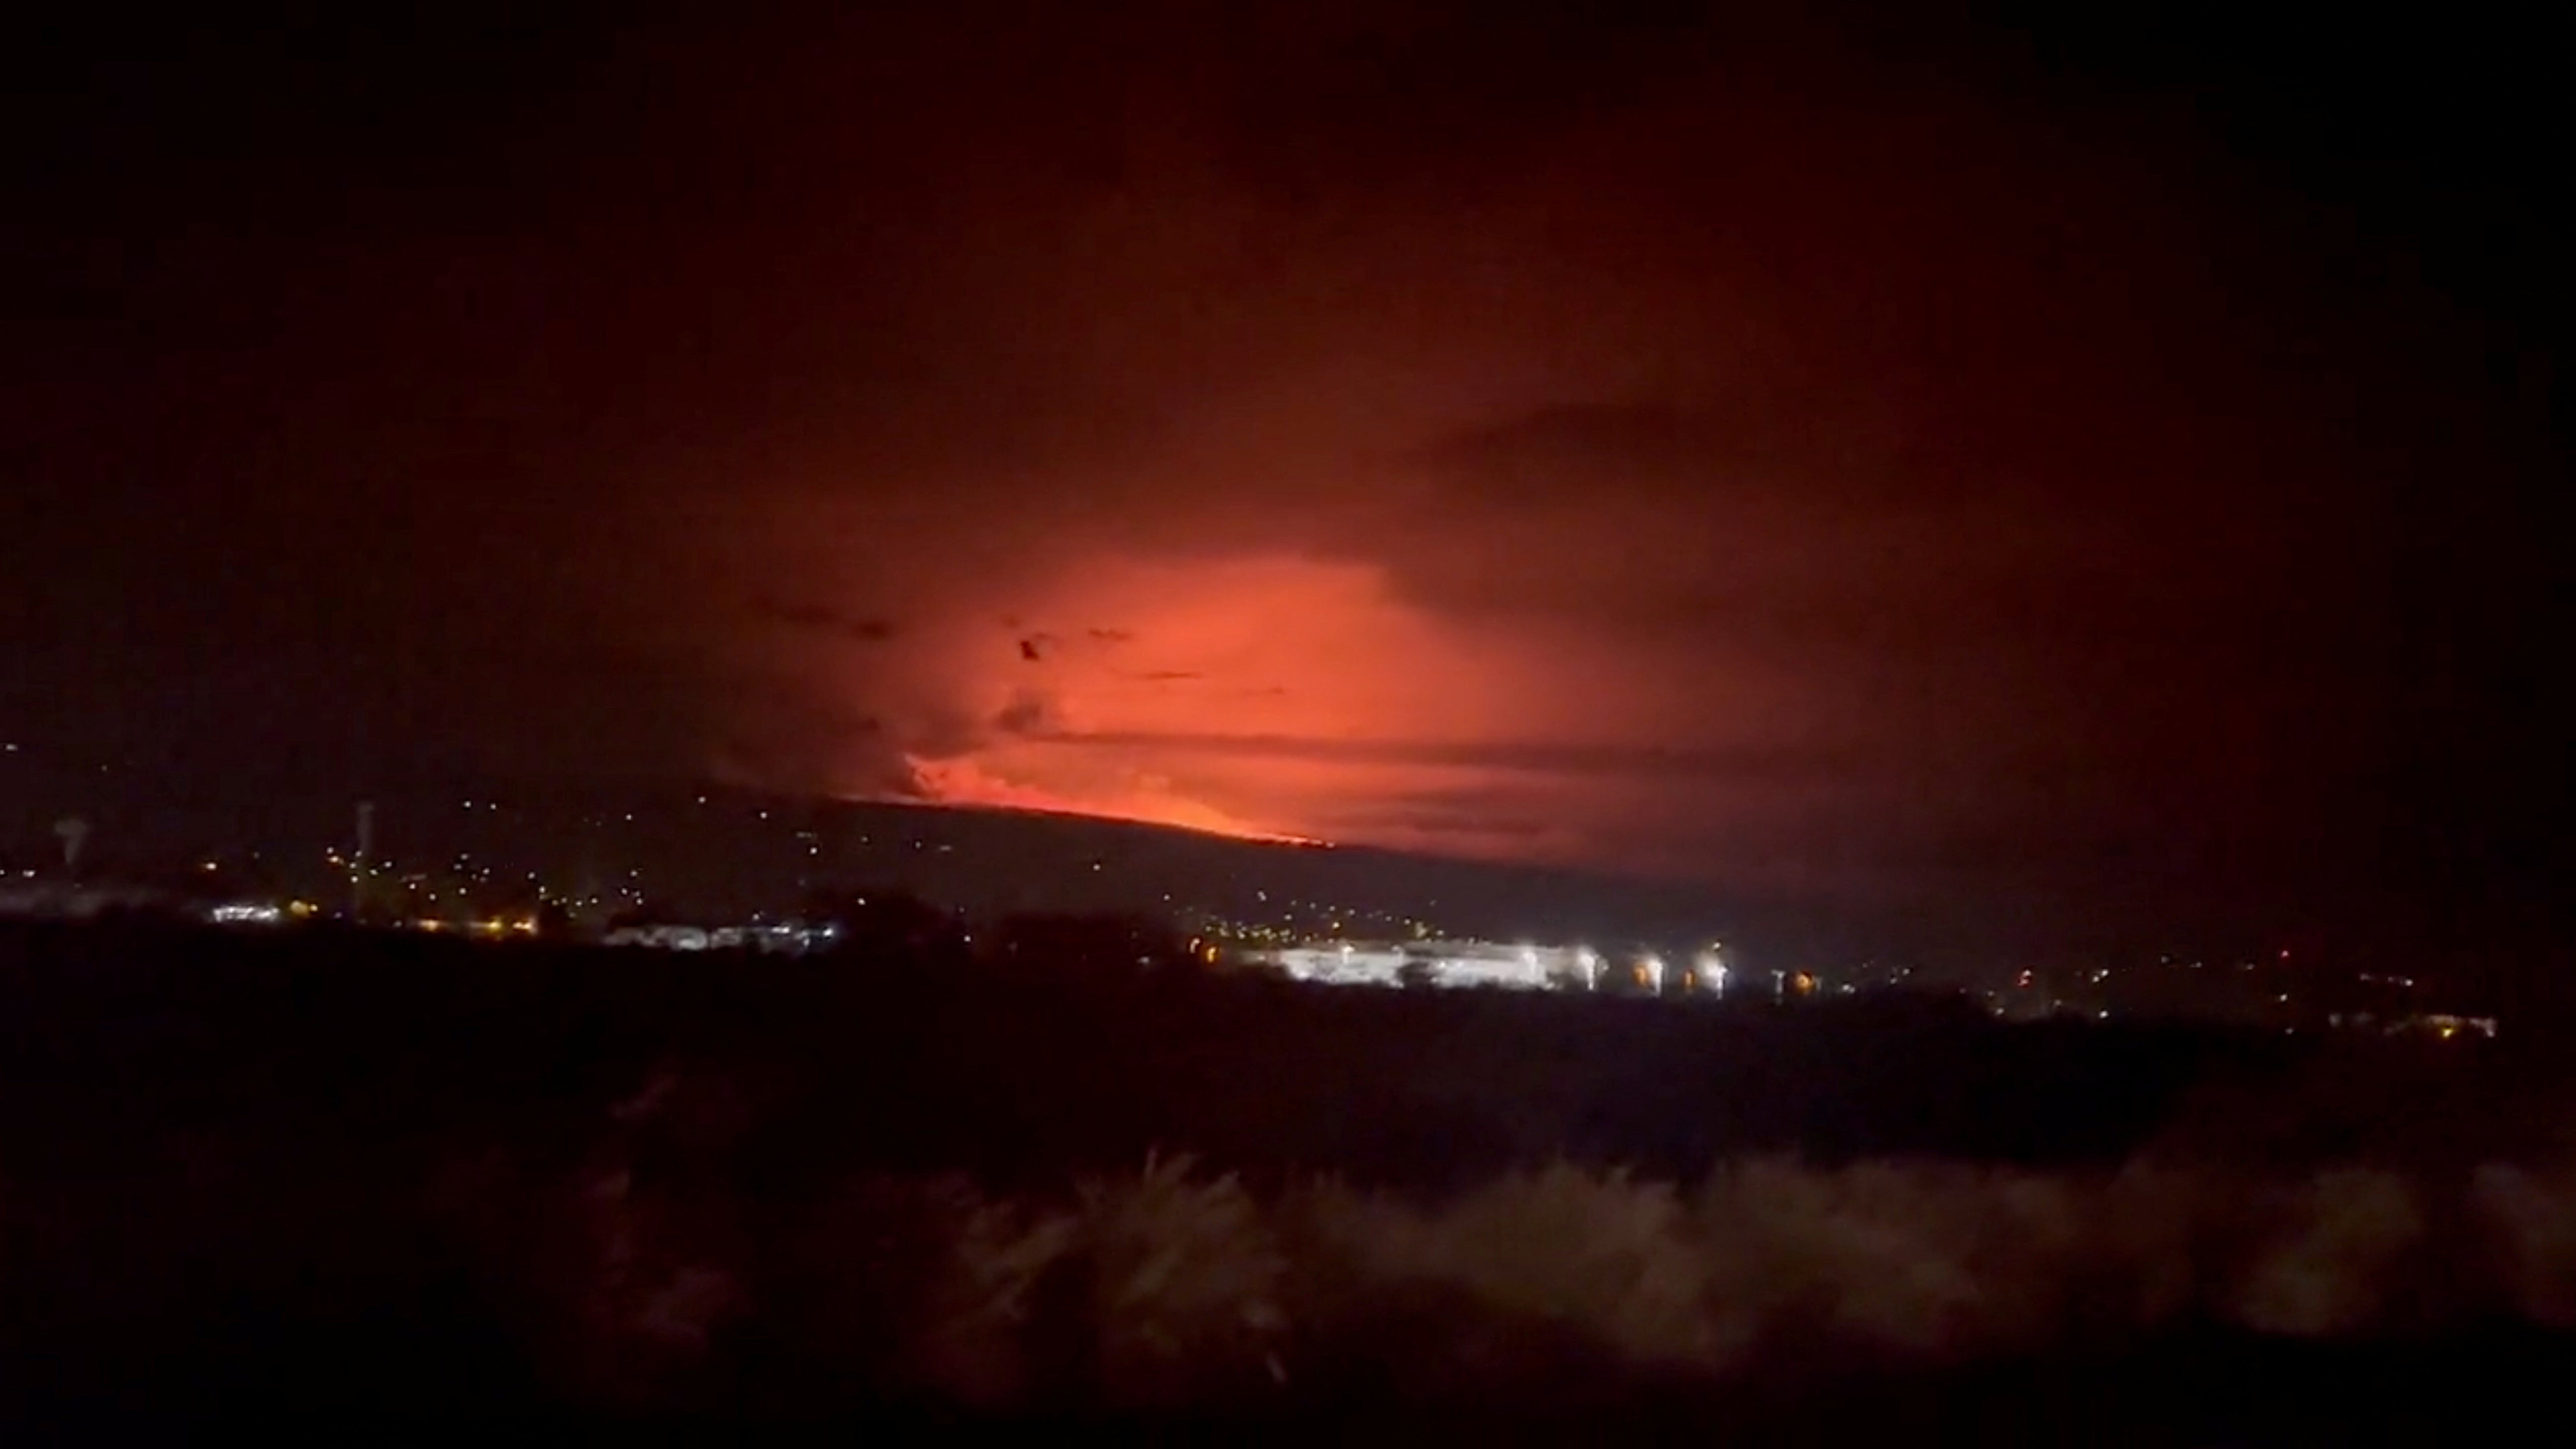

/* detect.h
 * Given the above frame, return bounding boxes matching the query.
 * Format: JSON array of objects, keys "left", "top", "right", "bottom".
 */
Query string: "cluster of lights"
[
  {"left": 411, "top": 916, "right": 539, "bottom": 937},
  {"left": 1253, "top": 937, "right": 1740, "bottom": 997},
  {"left": 602, "top": 921, "right": 835, "bottom": 954}
]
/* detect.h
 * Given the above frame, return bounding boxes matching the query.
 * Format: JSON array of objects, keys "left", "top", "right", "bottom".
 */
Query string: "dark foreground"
[{"left": 6, "top": 920, "right": 2575, "bottom": 1438}]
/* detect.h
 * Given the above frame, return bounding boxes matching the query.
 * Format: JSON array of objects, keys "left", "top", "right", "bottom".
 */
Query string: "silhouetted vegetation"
[{"left": 6, "top": 918, "right": 2576, "bottom": 1430}]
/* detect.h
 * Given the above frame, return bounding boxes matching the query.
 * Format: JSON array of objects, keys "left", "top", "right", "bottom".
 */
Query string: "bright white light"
[
  {"left": 1642, "top": 954, "right": 1665, "bottom": 993},
  {"left": 209, "top": 903, "right": 284, "bottom": 925}
]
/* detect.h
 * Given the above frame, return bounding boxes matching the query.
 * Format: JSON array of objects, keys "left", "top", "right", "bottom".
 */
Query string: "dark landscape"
[{"left": 9, "top": 915, "right": 2576, "bottom": 1435}]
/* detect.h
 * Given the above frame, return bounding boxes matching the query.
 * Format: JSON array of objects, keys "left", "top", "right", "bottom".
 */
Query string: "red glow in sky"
[
  {"left": 586, "top": 7, "right": 2412, "bottom": 912},
  {"left": 731, "top": 531, "right": 1863, "bottom": 879},
  {"left": 17, "top": 5, "right": 2526, "bottom": 947},
  {"left": 878, "top": 553, "right": 1605, "bottom": 850}
]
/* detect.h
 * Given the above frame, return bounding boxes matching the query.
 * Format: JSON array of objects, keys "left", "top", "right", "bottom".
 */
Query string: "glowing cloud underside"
[
  {"left": 806, "top": 550, "right": 1802, "bottom": 869},
  {"left": 865, "top": 554, "right": 1518, "bottom": 847}
]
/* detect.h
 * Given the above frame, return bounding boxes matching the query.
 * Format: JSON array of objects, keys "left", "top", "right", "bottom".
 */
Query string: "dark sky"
[{"left": 5, "top": 4, "right": 2565, "bottom": 952}]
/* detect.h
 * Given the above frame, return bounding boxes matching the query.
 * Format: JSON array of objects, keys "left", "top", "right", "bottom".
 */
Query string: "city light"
[{"left": 2, "top": 781, "right": 2493, "bottom": 1039}]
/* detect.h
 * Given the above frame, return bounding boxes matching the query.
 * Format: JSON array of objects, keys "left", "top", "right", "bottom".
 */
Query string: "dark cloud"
[
  {"left": 1416, "top": 400, "right": 1846, "bottom": 508},
  {"left": 706, "top": 686, "right": 891, "bottom": 797},
  {"left": 754, "top": 597, "right": 898, "bottom": 643},
  {"left": 993, "top": 691, "right": 1059, "bottom": 738}
]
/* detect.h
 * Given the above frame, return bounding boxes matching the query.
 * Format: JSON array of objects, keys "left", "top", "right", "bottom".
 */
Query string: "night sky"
[{"left": 6, "top": 5, "right": 2565, "bottom": 956}]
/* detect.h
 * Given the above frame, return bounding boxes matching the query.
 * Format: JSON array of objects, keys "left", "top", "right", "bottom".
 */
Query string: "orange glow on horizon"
[
  {"left": 814, "top": 551, "right": 1691, "bottom": 864},
  {"left": 897, "top": 752, "right": 1331, "bottom": 846},
  {"left": 749, "top": 543, "right": 1826, "bottom": 878}
]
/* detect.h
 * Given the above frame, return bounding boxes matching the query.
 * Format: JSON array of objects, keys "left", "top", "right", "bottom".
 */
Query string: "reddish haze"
[
  {"left": 638, "top": 25, "right": 2364, "bottom": 900},
  {"left": 851, "top": 552, "right": 1727, "bottom": 859},
  {"left": 584, "top": 10, "right": 2412, "bottom": 909},
  {"left": 28, "top": 6, "right": 2539, "bottom": 942}
]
